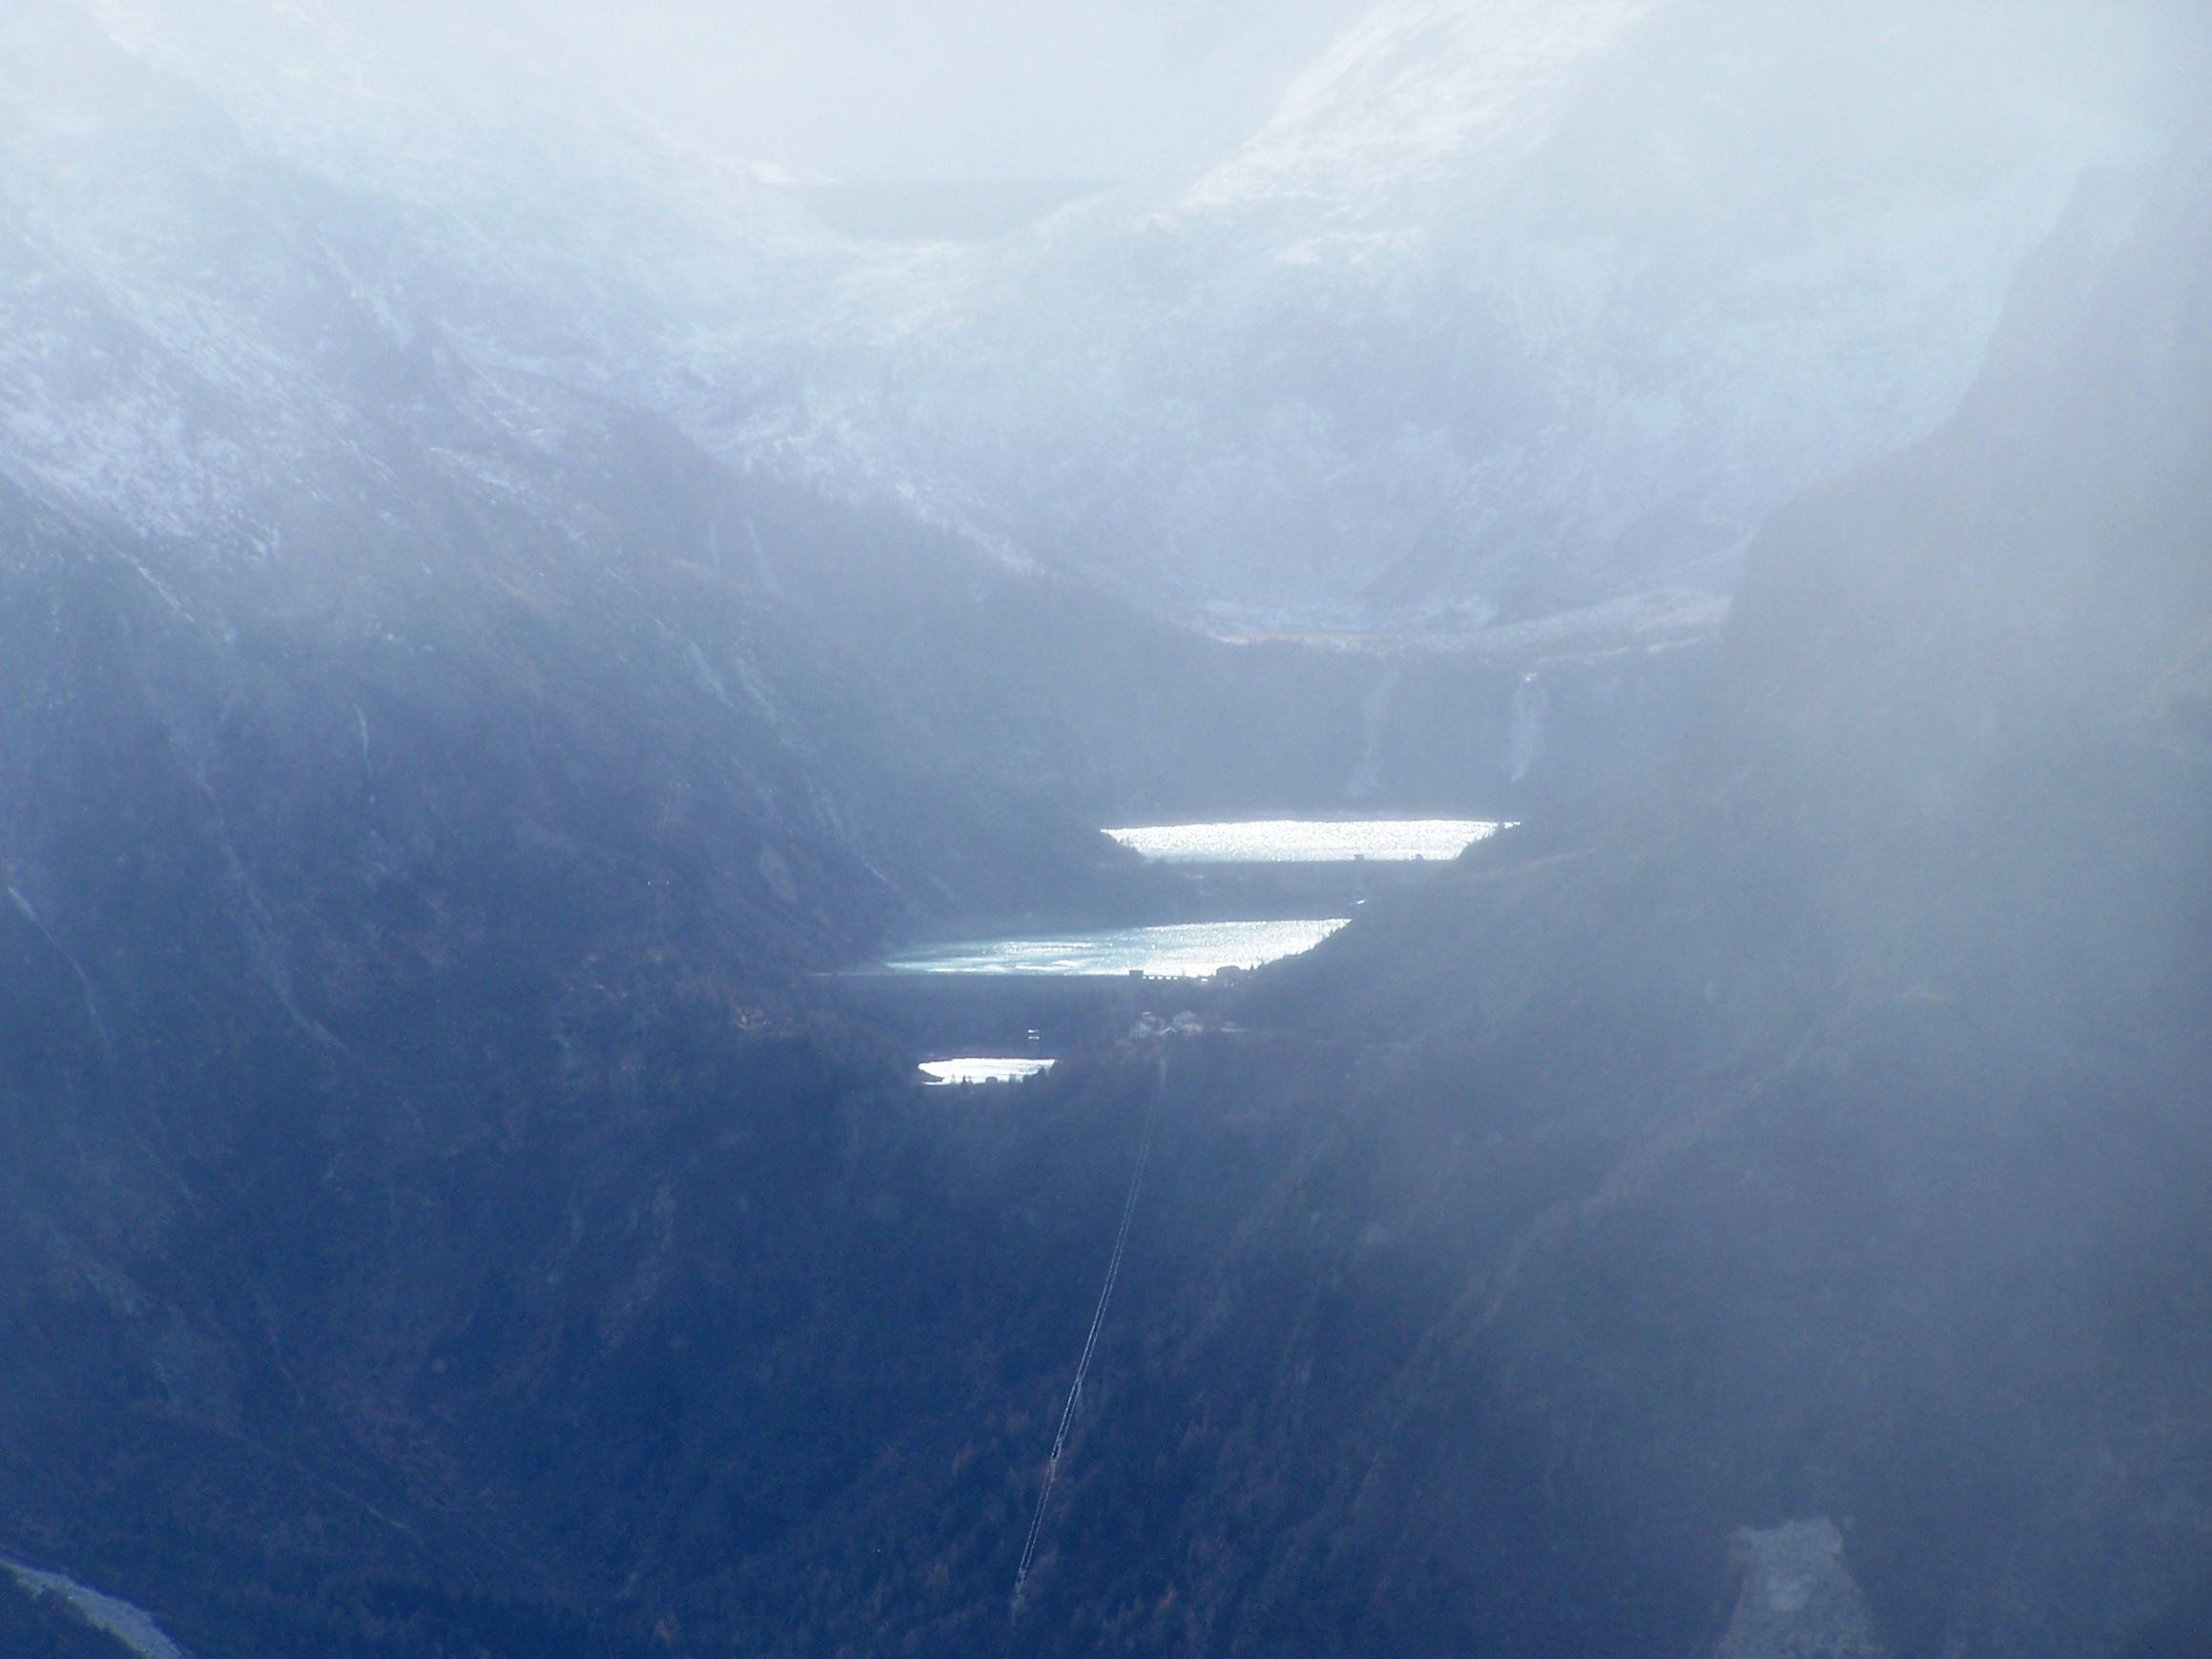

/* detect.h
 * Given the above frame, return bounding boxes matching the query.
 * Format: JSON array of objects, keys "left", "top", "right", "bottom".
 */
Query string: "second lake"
[{"left": 884, "top": 919, "right": 1349, "bottom": 979}]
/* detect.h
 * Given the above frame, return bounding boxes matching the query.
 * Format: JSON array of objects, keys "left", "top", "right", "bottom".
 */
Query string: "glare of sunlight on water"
[
  {"left": 1105, "top": 819, "right": 1502, "bottom": 863},
  {"left": 885, "top": 919, "right": 1349, "bottom": 977}
]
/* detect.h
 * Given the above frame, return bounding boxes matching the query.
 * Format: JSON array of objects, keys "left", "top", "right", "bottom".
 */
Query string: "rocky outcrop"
[{"left": 1714, "top": 1523, "right": 1890, "bottom": 1659}]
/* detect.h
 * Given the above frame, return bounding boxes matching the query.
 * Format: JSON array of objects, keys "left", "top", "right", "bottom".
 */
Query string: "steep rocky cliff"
[{"left": 1189, "top": 137, "right": 2212, "bottom": 1657}]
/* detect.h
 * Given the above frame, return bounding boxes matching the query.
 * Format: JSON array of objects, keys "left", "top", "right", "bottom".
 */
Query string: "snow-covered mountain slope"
[
  {"left": 0, "top": 0, "right": 845, "bottom": 550},
  {"left": 734, "top": 0, "right": 2194, "bottom": 629},
  {"left": 3, "top": 0, "right": 1620, "bottom": 838},
  {"left": 8, "top": 0, "right": 2200, "bottom": 641}
]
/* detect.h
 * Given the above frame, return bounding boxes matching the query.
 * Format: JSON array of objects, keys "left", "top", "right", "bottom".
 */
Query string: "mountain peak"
[{"left": 1181, "top": 0, "right": 1664, "bottom": 216}]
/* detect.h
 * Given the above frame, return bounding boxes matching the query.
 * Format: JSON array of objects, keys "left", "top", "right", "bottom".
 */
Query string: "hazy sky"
[{"left": 533, "top": 0, "right": 1376, "bottom": 183}]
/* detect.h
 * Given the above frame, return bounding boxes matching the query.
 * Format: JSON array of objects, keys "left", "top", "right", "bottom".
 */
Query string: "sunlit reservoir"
[
  {"left": 1106, "top": 819, "right": 1504, "bottom": 863},
  {"left": 918, "top": 1058, "right": 1057, "bottom": 1087},
  {"left": 884, "top": 919, "right": 1349, "bottom": 978}
]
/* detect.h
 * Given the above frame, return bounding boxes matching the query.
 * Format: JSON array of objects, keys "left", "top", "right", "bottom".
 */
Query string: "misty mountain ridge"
[
  {"left": 783, "top": 0, "right": 2184, "bottom": 627},
  {"left": 13, "top": 0, "right": 2201, "bottom": 632}
]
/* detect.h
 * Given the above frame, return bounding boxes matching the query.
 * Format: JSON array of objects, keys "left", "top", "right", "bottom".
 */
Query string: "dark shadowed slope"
[{"left": 0, "top": 10, "right": 1168, "bottom": 1646}]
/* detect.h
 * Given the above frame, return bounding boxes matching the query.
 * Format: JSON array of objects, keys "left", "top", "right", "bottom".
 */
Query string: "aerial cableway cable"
[{"left": 1010, "top": 1049, "right": 1168, "bottom": 1615}]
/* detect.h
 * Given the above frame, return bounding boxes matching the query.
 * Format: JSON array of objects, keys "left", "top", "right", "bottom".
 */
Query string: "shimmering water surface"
[
  {"left": 1106, "top": 819, "right": 1502, "bottom": 863},
  {"left": 885, "top": 919, "right": 1349, "bottom": 978},
  {"left": 918, "top": 1058, "right": 1058, "bottom": 1086}
]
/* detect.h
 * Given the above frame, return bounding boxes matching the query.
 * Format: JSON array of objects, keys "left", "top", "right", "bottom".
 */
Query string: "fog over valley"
[{"left": 1, "top": 4, "right": 2208, "bottom": 1655}]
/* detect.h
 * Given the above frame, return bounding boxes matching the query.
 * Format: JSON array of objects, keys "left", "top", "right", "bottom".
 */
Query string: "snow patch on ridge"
[
  {"left": 3, "top": 1560, "right": 193, "bottom": 1659},
  {"left": 1180, "top": 0, "right": 1664, "bottom": 215}
]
